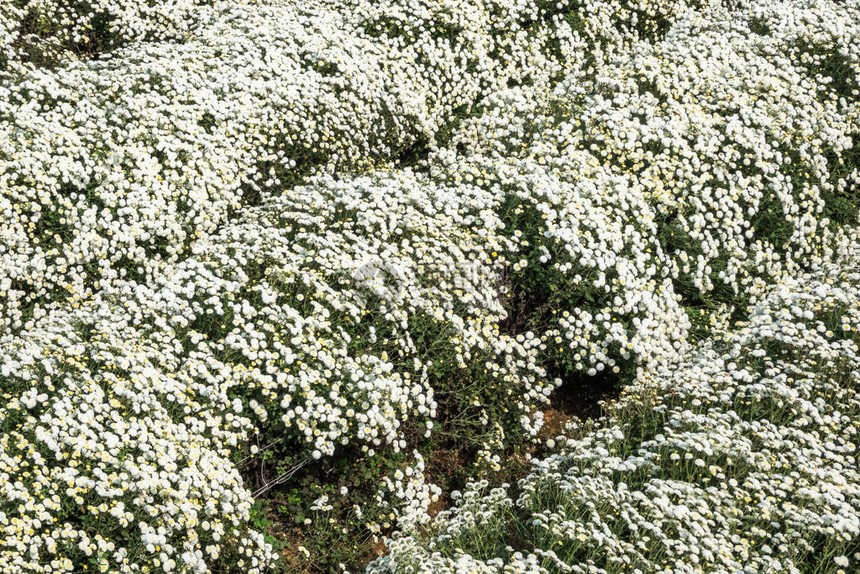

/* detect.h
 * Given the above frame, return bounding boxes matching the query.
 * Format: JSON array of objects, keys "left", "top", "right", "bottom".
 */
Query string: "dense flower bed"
[
  {"left": 0, "top": 0, "right": 579, "bottom": 335},
  {"left": 0, "top": 0, "right": 858, "bottom": 572},
  {"left": 368, "top": 230, "right": 860, "bottom": 574},
  {"left": 366, "top": 1, "right": 860, "bottom": 571},
  {"left": 427, "top": 0, "right": 860, "bottom": 378},
  {"left": 0, "top": 0, "right": 204, "bottom": 67}
]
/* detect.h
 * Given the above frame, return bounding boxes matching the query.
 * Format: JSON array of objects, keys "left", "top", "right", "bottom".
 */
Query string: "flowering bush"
[
  {"left": 428, "top": 0, "right": 860, "bottom": 383},
  {"left": 0, "top": 0, "right": 573, "bottom": 335},
  {"left": 0, "top": 0, "right": 207, "bottom": 68},
  {"left": 0, "top": 161, "right": 562, "bottom": 572},
  {"left": 372, "top": 452, "right": 443, "bottom": 534},
  {"left": 0, "top": 0, "right": 859, "bottom": 572},
  {"left": 368, "top": 230, "right": 860, "bottom": 574}
]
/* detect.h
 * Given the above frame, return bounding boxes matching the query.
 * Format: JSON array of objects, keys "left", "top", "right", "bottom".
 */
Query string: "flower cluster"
[
  {"left": 425, "top": 0, "right": 860, "bottom": 378},
  {"left": 368, "top": 228, "right": 860, "bottom": 574},
  {"left": 0, "top": 0, "right": 204, "bottom": 68},
  {"left": 371, "top": 452, "right": 442, "bottom": 534},
  {"left": 1, "top": 0, "right": 859, "bottom": 571},
  {"left": 0, "top": 299, "right": 275, "bottom": 572},
  {"left": 0, "top": 166, "right": 562, "bottom": 571},
  {"left": 367, "top": 0, "right": 860, "bottom": 570},
  {"left": 0, "top": 0, "right": 570, "bottom": 335}
]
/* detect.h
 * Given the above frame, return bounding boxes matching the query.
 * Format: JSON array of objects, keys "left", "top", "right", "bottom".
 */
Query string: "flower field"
[
  {"left": 0, "top": 0, "right": 858, "bottom": 572},
  {"left": 370, "top": 237, "right": 860, "bottom": 573}
]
